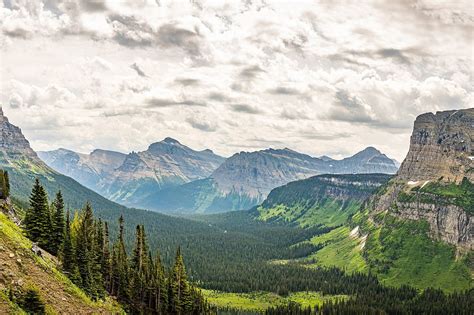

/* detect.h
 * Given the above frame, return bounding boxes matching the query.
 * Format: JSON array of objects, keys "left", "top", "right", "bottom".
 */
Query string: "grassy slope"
[
  {"left": 0, "top": 211, "right": 122, "bottom": 314},
  {"left": 202, "top": 290, "right": 347, "bottom": 312},
  {"left": 306, "top": 226, "right": 367, "bottom": 273},
  {"left": 355, "top": 211, "right": 472, "bottom": 292}
]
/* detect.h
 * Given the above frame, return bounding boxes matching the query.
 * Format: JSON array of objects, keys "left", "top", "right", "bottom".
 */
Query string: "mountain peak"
[
  {"left": 162, "top": 137, "right": 180, "bottom": 144},
  {"left": 0, "top": 108, "right": 39, "bottom": 159}
]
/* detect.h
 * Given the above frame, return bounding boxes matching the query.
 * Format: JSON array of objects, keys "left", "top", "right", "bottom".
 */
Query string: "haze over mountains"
[{"left": 40, "top": 137, "right": 399, "bottom": 213}]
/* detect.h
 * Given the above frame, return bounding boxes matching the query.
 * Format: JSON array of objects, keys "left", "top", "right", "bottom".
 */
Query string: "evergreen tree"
[
  {"left": 169, "top": 246, "right": 193, "bottom": 314},
  {"left": 110, "top": 215, "right": 130, "bottom": 304},
  {"left": 101, "top": 222, "right": 112, "bottom": 292},
  {"left": 75, "top": 202, "right": 102, "bottom": 299},
  {"left": 61, "top": 210, "right": 79, "bottom": 281},
  {"left": 24, "top": 179, "right": 50, "bottom": 249},
  {"left": 50, "top": 190, "right": 65, "bottom": 256},
  {"left": 151, "top": 250, "right": 168, "bottom": 314}
]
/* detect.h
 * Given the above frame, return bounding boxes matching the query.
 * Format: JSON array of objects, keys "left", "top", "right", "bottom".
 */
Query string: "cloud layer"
[{"left": 1, "top": 0, "right": 472, "bottom": 160}]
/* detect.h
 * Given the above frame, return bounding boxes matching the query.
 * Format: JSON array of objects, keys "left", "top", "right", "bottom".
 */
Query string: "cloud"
[
  {"left": 230, "top": 104, "right": 263, "bottom": 114},
  {"left": 207, "top": 92, "right": 231, "bottom": 102},
  {"left": 186, "top": 116, "right": 217, "bottom": 132},
  {"left": 175, "top": 78, "right": 200, "bottom": 86},
  {"left": 147, "top": 98, "right": 206, "bottom": 108},
  {"left": 267, "top": 86, "right": 301, "bottom": 95},
  {"left": 280, "top": 108, "right": 310, "bottom": 120},
  {"left": 130, "top": 62, "right": 147, "bottom": 77},
  {"left": 327, "top": 90, "right": 375, "bottom": 124},
  {"left": 239, "top": 65, "right": 265, "bottom": 80}
]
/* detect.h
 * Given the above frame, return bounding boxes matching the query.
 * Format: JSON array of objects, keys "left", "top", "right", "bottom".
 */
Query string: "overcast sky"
[{"left": 0, "top": 0, "right": 472, "bottom": 161}]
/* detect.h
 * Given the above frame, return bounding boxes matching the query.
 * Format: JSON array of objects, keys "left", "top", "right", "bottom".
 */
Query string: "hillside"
[
  {"left": 257, "top": 173, "right": 391, "bottom": 227},
  {"left": 0, "top": 202, "right": 121, "bottom": 314},
  {"left": 278, "top": 109, "right": 474, "bottom": 292}
]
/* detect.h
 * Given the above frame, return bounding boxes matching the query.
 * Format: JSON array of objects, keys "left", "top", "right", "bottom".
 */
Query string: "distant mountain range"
[{"left": 40, "top": 135, "right": 399, "bottom": 213}]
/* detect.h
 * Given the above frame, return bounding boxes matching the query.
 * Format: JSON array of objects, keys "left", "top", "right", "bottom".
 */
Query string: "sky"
[{"left": 0, "top": 0, "right": 472, "bottom": 161}]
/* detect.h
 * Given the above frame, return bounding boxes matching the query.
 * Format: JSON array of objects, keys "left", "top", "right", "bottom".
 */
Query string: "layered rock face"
[
  {"left": 397, "top": 109, "right": 474, "bottom": 183},
  {"left": 372, "top": 108, "right": 474, "bottom": 251},
  {"left": 0, "top": 108, "right": 39, "bottom": 159}
]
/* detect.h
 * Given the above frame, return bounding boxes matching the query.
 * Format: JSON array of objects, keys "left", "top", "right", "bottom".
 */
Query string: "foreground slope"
[{"left": 0, "top": 203, "right": 121, "bottom": 313}]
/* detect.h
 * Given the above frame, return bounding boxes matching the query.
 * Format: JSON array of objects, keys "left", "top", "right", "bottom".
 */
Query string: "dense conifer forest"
[{"left": 5, "top": 174, "right": 473, "bottom": 314}]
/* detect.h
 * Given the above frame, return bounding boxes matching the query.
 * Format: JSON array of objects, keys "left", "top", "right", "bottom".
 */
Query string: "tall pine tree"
[
  {"left": 50, "top": 190, "right": 65, "bottom": 256},
  {"left": 169, "top": 246, "right": 193, "bottom": 314},
  {"left": 24, "top": 179, "right": 51, "bottom": 249}
]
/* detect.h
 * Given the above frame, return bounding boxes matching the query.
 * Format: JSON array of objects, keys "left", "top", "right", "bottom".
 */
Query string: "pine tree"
[
  {"left": 50, "top": 190, "right": 65, "bottom": 256},
  {"left": 169, "top": 246, "right": 193, "bottom": 314},
  {"left": 151, "top": 250, "right": 168, "bottom": 314},
  {"left": 75, "top": 202, "right": 98, "bottom": 298},
  {"left": 111, "top": 215, "right": 130, "bottom": 304},
  {"left": 101, "top": 222, "right": 111, "bottom": 292},
  {"left": 24, "top": 178, "right": 50, "bottom": 249},
  {"left": 61, "top": 210, "right": 78, "bottom": 280}
]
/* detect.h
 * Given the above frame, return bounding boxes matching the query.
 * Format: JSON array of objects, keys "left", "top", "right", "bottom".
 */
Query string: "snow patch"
[
  {"left": 407, "top": 181, "right": 419, "bottom": 186},
  {"left": 350, "top": 226, "right": 359, "bottom": 238},
  {"left": 468, "top": 156, "right": 474, "bottom": 161}
]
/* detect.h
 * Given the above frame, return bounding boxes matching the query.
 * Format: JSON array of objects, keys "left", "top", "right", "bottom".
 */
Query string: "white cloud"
[{"left": 0, "top": 0, "right": 472, "bottom": 161}]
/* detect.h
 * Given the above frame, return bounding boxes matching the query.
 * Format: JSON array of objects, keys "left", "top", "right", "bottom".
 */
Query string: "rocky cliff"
[
  {"left": 397, "top": 109, "right": 474, "bottom": 183},
  {"left": 371, "top": 108, "right": 474, "bottom": 251},
  {"left": 0, "top": 107, "right": 42, "bottom": 162}
]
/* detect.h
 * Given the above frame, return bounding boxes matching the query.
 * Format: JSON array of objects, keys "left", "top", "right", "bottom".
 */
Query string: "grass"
[
  {"left": 306, "top": 226, "right": 368, "bottom": 273},
  {"left": 201, "top": 289, "right": 348, "bottom": 311},
  {"left": 364, "top": 213, "right": 473, "bottom": 292},
  {"left": 258, "top": 199, "right": 362, "bottom": 228}
]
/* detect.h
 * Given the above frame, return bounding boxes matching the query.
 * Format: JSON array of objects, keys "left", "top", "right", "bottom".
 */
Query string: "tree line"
[{"left": 23, "top": 178, "right": 211, "bottom": 314}]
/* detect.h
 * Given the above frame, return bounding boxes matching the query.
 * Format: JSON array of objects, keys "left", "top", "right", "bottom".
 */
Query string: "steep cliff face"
[
  {"left": 397, "top": 109, "right": 474, "bottom": 183},
  {"left": 371, "top": 108, "right": 474, "bottom": 251},
  {"left": 0, "top": 108, "right": 43, "bottom": 163}
]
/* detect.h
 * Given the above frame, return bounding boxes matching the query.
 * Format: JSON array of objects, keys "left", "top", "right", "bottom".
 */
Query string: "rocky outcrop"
[
  {"left": 0, "top": 107, "right": 40, "bottom": 160},
  {"left": 371, "top": 108, "right": 474, "bottom": 251},
  {"left": 397, "top": 109, "right": 474, "bottom": 183},
  {"left": 391, "top": 201, "right": 472, "bottom": 250}
]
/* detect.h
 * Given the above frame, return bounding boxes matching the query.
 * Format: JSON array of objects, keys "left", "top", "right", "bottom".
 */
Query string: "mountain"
[
  {"left": 142, "top": 147, "right": 398, "bottom": 214},
  {"left": 38, "top": 148, "right": 126, "bottom": 192},
  {"left": 257, "top": 173, "right": 391, "bottom": 227},
  {"left": 39, "top": 137, "right": 225, "bottom": 208},
  {"left": 267, "top": 109, "right": 473, "bottom": 292}
]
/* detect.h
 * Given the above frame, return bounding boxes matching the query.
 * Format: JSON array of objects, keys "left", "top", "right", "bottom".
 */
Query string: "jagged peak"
[{"left": 162, "top": 137, "right": 181, "bottom": 144}]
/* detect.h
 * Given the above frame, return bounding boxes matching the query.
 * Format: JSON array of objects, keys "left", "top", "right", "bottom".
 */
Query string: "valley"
[{"left": 0, "top": 107, "right": 472, "bottom": 314}]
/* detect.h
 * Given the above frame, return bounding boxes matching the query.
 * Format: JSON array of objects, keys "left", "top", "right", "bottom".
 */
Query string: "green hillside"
[{"left": 257, "top": 173, "right": 391, "bottom": 227}]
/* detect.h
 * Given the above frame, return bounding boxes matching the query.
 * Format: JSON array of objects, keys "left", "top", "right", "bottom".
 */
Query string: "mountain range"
[
  {"left": 253, "top": 108, "right": 473, "bottom": 291},
  {"left": 39, "top": 140, "right": 399, "bottom": 213}
]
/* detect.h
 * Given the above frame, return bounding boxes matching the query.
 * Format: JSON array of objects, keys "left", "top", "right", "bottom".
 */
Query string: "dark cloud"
[
  {"left": 157, "top": 23, "right": 203, "bottom": 57},
  {"left": 326, "top": 89, "right": 375, "bottom": 124},
  {"left": 239, "top": 65, "right": 265, "bottom": 79},
  {"left": 186, "top": 116, "right": 217, "bottom": 132},
  {"left": 80, "top": 0, "right": 107, "bottom": 12},
  {"left": 267, "top": 87, "right": 300, "bottom": 95},
  {"left": 230, "top": 104, "right": 263, "bottom": 114},
  {"left": 130, "top": 63, "right": 147, "bottom": 77},
  {"left": 207, "top": 92, "right": 231, "bottom": 102},
  {"left": 175, "top": 78, "right": 200, "bottom": 86},
  {"left": 376, "top": 48, "right": 411, "bottom": 64},
  {"left": 2, "top": 27, "right": 31, "bottom": 39},
  {"left": 147, "top": 98, "right": 206, "bottom": 107},
  {"left": 109, "top": 14, "right": 154, "bottom": 47}
]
